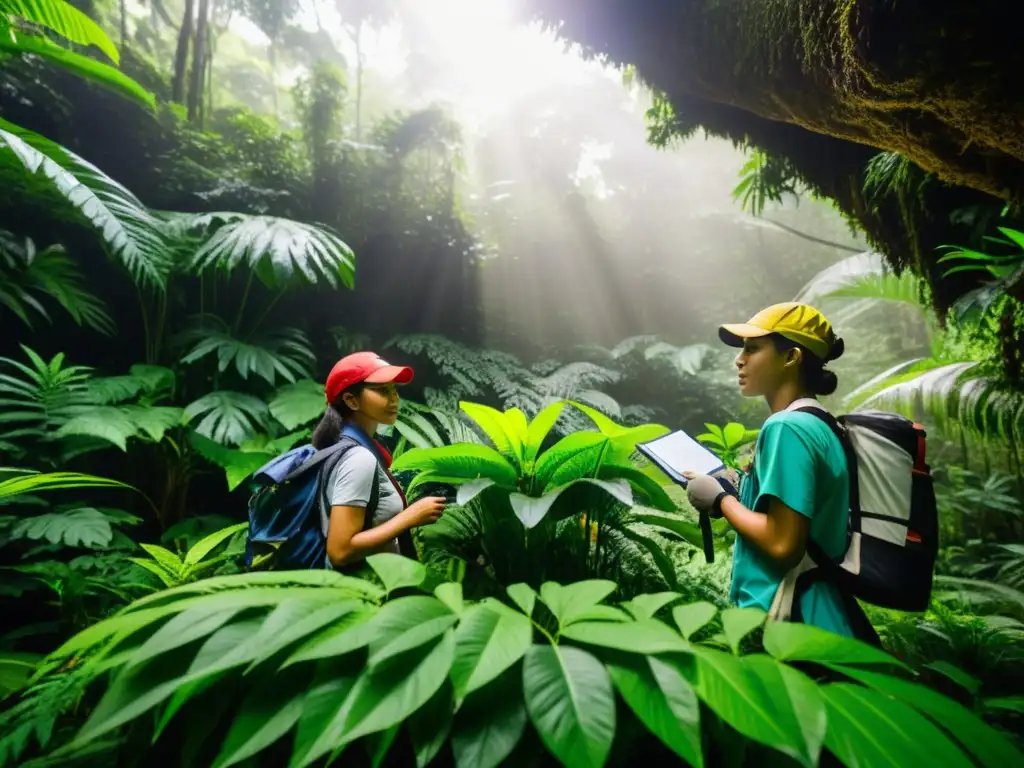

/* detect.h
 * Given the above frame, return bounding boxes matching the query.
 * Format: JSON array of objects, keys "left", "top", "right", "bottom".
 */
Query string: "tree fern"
[
  {"left": 180, "top": 317, "right": 315, "bottom": 386},
  {"left": 180, "top": 212, "right": 355, "bottom": 289},
  {"left": 0, "top": 231, "right": 113, "bottom": 334},
  {"left": 0, "top": 346, "right": 93, "bottom": 445},
  {"left": 0, "top": 119, "right": 171, "bottom": 290},
  {"left": 183, "top": 391, "right": 268, "bottom": 446}
]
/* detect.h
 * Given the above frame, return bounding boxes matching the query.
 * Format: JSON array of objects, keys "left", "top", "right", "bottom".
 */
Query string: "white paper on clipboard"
[{"left": 636, "top": 430, "right": 725, "bottom": 486}]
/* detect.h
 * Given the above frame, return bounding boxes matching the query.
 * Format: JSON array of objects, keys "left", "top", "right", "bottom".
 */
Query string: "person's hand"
[
  {"left": 404, "top": 496, "right": 447, "bottom": 527},
  {"left": 682, "top": 471, "right": 738, "bottom": 518}
]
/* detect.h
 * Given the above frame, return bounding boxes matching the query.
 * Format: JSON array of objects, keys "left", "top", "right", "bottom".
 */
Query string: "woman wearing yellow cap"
[{"left": 683, "top": 302, "right": 865, "bottom": 638}]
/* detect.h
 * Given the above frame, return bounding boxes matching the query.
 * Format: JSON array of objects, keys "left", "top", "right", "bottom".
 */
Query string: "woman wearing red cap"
[{"left": 314, "top": 352, "right": 446, "bottom": 569}]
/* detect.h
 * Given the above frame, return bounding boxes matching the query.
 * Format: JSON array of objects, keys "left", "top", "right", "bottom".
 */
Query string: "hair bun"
[{"left": 828, "top": 336, "right": 845, "bottom": 362}]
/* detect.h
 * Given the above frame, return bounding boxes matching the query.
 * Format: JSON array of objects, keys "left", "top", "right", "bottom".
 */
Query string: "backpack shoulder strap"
[
  {"left": 317, "top": 438, "right": 381, "bottom": 533},
  {"left": 794, "top": 406, "right": 863, "bottom": 538}
]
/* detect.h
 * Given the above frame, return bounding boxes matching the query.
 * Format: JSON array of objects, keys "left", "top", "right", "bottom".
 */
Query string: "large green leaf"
[
  {"left": 561, "top": 618, "right": 690, "bottom": 654},
  {"left": 450, "top": 602, "right": 532, "bottom": 701},
  {"left": 0, "top": 119, "right": 170, "bottom": 290},
  {"left": 391, "top": 444, "right": 518, "bottom": 487},
  {"left": 743, "top": 655, "right": 826, "bottom": 767},
  {"left": 533, "top": 432, "right": 609, "bottom": 490},
  {"left": 523, "top": 644, "right": 616, "bottom": 768},
  {"left": 1, "top": 0, "right": 120, "bottom": 62},
  {"left": 0, "top": 33, "right": 154, "bottom": 110},
  {"left": 187, "top": 432, "right": 270, "bottom": 491},
  {"left": 720, "top": 608, "right": 766, "bottom": 654},
  {"left": 538, "top": 580, "right": 617, "bottom": 628},
  {"left": 509, "top": 478, "right": 633, "bottom": 529},
  {"left": 567, "top": 402, "right": 670, "bottom": 463},
  {"left": 186, "top": 213, "right": 355, "bottom": 289},
  {"left": 762, "top": 621, "right": 907, "bottom": 669},
  {"left": 822, "top": 683, "right": 975, "bottom": 768},
  {"left": 459, "top": 401, "right": 522, "bottom": 463},
  {"left": 212, "top": 675, "right": 307, "bottom": 768},
  {"left": 182, "top": 325, "right": 314, "bottom": 386},
  {"left": 408, "top": 682, "right": 453, "bottom": 768},
  {"left": 607, "top": 655, "right": 702, "bottom": 767},
  {"left": 10, "top": 507, "right": 115, "bottom": 548},
  {"left": 597, "top": 464, "right": 675, "bottom": 511},
  {"left": 365, "top": 596, "right": 456, "bottom": 668},
  {"left": 524, "top": 400, "right": 565, "bottom": 464},
  {"left": 630, "top": 510, "right": 705, "bottom": 550},
  {"left": 691, "top": 647, "right": 808, "bottom": 761},
  {"left": 450, "top": 664, "right": 528, "bottom": 768},
  {"left": 56, "top": 405, "right": 182, "bottom": 449},
  {"left": 0, "top": 470, "right": 132, "bottom": 503},
  {"left": 366, "top": 553, "right": 426, "bottom": 594},
  {"left": 297, "top": 631, "right": 455, "bottom": 766},
  {"left": 620, "top": 592, "right": 682, "bottom": 621},
  {"left": 183, "top": 391, "right": 268, "bottom": 446},
  {"left": 828, "top": 664, "right": 1023, "bottom": 766}
]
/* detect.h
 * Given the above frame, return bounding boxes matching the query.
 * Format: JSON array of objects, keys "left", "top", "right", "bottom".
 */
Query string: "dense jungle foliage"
[{"left": 1, "top": 1, "right": 1023, "bottom": 766}]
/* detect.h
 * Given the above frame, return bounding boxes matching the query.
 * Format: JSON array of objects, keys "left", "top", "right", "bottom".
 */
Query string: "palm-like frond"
[
  {"left": 1, "top": 0, "right": 120, "bottom": 63},
  {"left": 0, "top": 119, "right": 171, "bottom": 290},
  {"left": 644, "top": 342, "right": 717, "bottom": 376},
  {"left": 268, "top": 378, "right": 323, "bottom": 430},
  {"left": 0, "top": 469, "right": 131, "bottom": 504},
  {"left": 0, "top": 231, "right": 113, "bottom": 334},
  {"left": 183, "top": 391, "right": 268, "bottom": 446},
  {"left": 181, "top": 318, "right": 315, "bottom": 386},
  {"left": 0, "top": 346, "right": 93, "bottom": 444},
  {"left": 56, "top": 405, "right": 183, "bottom": 450},
  {"left": 794, "top": 251, "right": 925, "bottom": 311},
  {"left": 181, "top": 213, "right": 355, "bottom": 289},
  {"left": 0, "top": 32, "right": 154, "bottom": 110},
  {"left": 848, "top": 360, "right": 1024, "bottom": 442}
]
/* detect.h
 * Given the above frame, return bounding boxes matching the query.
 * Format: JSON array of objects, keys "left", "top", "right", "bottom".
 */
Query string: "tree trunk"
[
  {"left": 172, "top": 0, "right": 195, "bottom": 103},
  {"left": 354, "top": 22, "right": 363, "bottom": 140},
  {"left": 188, "top": 0, "right": 209, "bottom": 124},
  {"left": 119, "top": 0, "right": 127, "bottom": 46},
  {"left": 268, "top": 42, "right": 278, "bottom": 116}
]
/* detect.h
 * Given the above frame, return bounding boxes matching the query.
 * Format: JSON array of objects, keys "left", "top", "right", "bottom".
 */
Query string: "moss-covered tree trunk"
[{"left": 528, "top": 0, "right": 1024, "bottom": 201}]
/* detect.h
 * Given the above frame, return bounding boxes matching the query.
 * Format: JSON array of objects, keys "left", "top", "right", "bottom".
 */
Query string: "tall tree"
[
  {"left": 187, "top": 0, "right": 210, "bottom": 123},
  {"left": 171, "top": 0, "right": 195, "bottom": 103},
  {"left": 334, "top": 0, "right": 397, "bottom": 140}
]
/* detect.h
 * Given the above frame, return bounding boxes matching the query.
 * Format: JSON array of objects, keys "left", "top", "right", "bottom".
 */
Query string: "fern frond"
[{"left": 0, "top": 119, "right": 171, "bottom": 290}]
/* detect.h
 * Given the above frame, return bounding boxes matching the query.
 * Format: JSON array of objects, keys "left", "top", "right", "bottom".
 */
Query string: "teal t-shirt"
[{"left": 730, "top": 410, "right": 855, "bottom": 637}]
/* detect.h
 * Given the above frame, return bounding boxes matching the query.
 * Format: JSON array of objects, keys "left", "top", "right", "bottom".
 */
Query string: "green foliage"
[
  {"left": 732, "top": 148, "right": 805, "bottom": 217},
  {"left": 0, "top": 230, "right": 113, "bottom": 334},
  {"left": 4, "top": 568, "right": 1015, "bottom": 767},
  {"left": 0, "top": 118, "right": 171, "bottom": 290},
  {"left": 0, "top": 0, "right": 157, "bottom": 109},
  {"left": 183, "top": 212, "right": 355, "bottom": 289},
  {"left": 697, "top": 422, "right": 759, "bottom": 470},
  {"left": 939, "top": 227, "right": 1024, "bottom": 324},
  {"left": 183, "top": 390, "right": 268, "bottom": 446},
  {"left": 127, "top": 522, "right": 247, "bottom": 589},
  {"left": 181, "top": 318, "right": 315, "bottom": 386}
]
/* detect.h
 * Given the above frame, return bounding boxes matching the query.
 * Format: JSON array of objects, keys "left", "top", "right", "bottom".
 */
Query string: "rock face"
[{"left": 525, "top": 0, "right": 1024, "bottom": 202}]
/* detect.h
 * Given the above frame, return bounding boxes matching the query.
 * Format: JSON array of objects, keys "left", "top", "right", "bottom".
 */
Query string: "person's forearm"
[
  {"left": 719, "top": 495, "right": 796, "bottom": 564},
  {"left": 331, "top": 509, "right": 414, "bottom": 566}
]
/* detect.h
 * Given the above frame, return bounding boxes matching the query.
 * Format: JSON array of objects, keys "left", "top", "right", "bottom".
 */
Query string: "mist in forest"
[{"left": 161, "top": 0, "right": 864, "bottom": 357}]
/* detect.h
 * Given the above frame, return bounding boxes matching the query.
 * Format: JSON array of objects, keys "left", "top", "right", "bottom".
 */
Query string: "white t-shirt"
[{"left": 319, "top": 445, "right": 405, "bottom": 560}]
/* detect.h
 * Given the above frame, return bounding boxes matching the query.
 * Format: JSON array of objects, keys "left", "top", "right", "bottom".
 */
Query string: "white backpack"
[{"left": 768, "top": 399, "right": 938, "bottom": 623}]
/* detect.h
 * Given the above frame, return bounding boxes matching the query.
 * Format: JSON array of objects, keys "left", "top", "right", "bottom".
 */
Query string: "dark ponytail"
[
  {"left": 311, "top": 382, "right": 367, "bottom": 449},
  {"left": 772, "top": 335, "right": 845, "bottom": 397}
]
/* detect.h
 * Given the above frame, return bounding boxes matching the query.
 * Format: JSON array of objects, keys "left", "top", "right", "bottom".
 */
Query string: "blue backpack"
[{"left": 245, "top": 426, "right": 381, "bottom": 570}]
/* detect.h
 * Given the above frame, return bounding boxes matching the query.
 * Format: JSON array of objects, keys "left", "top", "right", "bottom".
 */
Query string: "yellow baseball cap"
[{"left": 719, "top": 302, "right": 835, "bottom": 360}]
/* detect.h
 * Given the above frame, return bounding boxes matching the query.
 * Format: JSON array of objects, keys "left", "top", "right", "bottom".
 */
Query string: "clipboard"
[
  {"left": 636, "top": 429, "right": 726, "bottom": 487},
  {"left": 636, "top": 429, "right": 725, "bottom": 564}
]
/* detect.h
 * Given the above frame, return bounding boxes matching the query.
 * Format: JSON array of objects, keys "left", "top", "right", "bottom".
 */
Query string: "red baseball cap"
[{"left": 325, "top": 352, "right": 414, "bottom": 404}]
